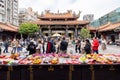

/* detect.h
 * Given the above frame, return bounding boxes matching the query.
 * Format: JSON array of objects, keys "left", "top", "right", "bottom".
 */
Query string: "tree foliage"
[
  {"left": 19, "top": 22, "right": 39, "bottom": 35},
  {"left": 80, "top": 27, "right": 91, "bottom": 39}
]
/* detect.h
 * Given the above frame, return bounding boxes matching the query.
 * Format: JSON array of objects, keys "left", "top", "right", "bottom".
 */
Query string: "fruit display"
[
  {"left": 32, "top": 56, "right": 42, "bottom": 64},
  {"left": 50, "top": 57, "right": 59, "bottom": 64},
  {"left": 33, "top": 59, "right": 42, "bottom": 64},
  {"left": 0, "top": 53, "right": 120, "bottom": 65}
]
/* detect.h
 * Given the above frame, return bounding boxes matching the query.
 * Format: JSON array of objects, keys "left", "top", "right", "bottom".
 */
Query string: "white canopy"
[{"left": 52, "top": 33, "right": 61, "bottom": 37}]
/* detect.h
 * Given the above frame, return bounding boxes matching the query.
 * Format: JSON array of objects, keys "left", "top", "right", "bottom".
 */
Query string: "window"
[
  {"left": 0, "top": 0, "right": 4, "bottom": 3},
  {"left": 116, "top": 8, "right": 120, "bottom": 12},
  {"left": 99, "top": 15, "right": 108, "bottom": 25},
  {"left": 14, "top": 0, "right": 17, "bottom": 2}
]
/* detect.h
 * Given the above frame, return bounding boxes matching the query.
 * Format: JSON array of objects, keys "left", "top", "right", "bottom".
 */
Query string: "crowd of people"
[
  {"left": 0, "top": 37, "right": 68, "bottom": 55},
  {"left": 74, "top": 37, "right": 107, "bottom": 54},
  {"left": 0, "top": 36, "right": 107, "bottom": 55}
]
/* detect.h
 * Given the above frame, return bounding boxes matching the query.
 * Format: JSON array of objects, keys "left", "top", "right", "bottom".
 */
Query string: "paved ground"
[
  {"left": 67, "top": 44, "right": 120, "bottom": 54},
  {"left": 99, "top": 45, "right": 120, "bottom": 54}
]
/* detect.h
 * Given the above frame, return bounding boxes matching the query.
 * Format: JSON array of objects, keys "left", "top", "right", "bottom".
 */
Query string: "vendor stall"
[{"left": 0, "top": 53, "right": 120, "bottom": 80}]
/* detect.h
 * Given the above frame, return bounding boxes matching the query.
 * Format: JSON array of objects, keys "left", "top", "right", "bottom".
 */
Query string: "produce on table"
[{"left": 0, "top": 53, "right": 120, "bottom": 65}]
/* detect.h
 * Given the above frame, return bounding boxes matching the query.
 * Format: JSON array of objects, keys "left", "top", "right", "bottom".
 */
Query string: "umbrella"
[{"left": 52, "top": 33, "right": 61, "bottom": 37}]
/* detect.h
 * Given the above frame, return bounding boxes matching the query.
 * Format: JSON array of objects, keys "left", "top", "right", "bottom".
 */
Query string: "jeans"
[{"left": 93, "top": 50, "right": 99, "bottom": 54}]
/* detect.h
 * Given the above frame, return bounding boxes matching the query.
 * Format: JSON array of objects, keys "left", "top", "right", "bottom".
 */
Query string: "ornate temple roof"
[
  {"left": 98, "top": 22, "right": 120, "bottom": 32},
  {"left": 33, "top": 10, "right": 90, "bottom": 26},
  {"left": 38, "top": 10, "right": 81, "bottom": 19}
]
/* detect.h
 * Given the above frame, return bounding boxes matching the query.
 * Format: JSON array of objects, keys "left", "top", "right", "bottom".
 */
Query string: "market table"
[{"left": 0, "top": 64, "right": 120, "bottom": 80}]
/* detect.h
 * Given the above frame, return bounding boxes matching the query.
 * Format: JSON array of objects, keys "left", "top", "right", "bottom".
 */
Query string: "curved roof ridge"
[{"left": 39, "top": 10, "right": 80, "bottom": 19}]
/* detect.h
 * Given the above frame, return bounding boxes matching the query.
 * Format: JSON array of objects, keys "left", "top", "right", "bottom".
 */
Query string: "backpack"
[{"left": 60, "top": 41, "right": 68, "bottom": 50}]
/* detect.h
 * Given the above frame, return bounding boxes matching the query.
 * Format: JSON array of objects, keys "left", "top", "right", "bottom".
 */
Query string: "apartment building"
[
  {"left": 83, "top": 14, "right": 94, "bottom": 21},
  {"left": 19, "top": 7, "right": 38, "bottom": 25},
  {"left": 0, "top": 0, "right": 18, "bottom": 26}
]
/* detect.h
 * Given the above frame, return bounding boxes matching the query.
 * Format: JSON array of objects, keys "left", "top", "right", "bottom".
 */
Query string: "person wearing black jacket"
[
  {"left": 3, "top": 40, "right": 9, "bottom": 53},
  {"left": 60, "top": 37, "right": 68, "bottom": 53},
  {"left": 75, "top": 39, "right": 81, "bottom": 53},
  {"left": 84, "top": 39, "right": 91, "bottom": 54},
  {"left": 27, "top": 42, "right": 36, "bottom": 55}
]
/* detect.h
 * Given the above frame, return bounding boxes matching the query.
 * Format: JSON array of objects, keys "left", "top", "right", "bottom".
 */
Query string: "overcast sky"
[{"left": 19, "top": 0, "right": 120, "bottom": 20}]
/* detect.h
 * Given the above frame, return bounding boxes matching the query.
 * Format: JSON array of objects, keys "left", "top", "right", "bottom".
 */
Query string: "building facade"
[
  {"left": 19, "top": 7, "right": 38, "bottom": 25},
  {"left": 0, "top": 0, "right": 18, "bottom": 26},
  {"left": 90, "top": 7, "right": 120, "bottom": 27},
  {"left": 34, "top": 10, "right": 89, "bottom": 38},
  {"left": 83, "top": 14, "right": 94, "bottom": 21},
  {"left": 0, "top": 0, "right": 18, "bottom": 40},
  {"left": 0, "top": 0, "right": 5, "bottom": 22},
  {"left": 89, "top": 7, "right": 120, "bottom": 41}
]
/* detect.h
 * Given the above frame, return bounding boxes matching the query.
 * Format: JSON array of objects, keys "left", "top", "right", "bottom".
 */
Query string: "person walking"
[
  {"left": 101, "top": 38, "right": 107, "bottom": 51},
  {"left": 0, "top": 45, "right": 1, "bottom": 54},
  {"left": 92, "top": 37, "right": 99, "bottom": 54},
  {"left": 60, "top": 37, "right": 68, "bottom": 53},
  {"left": 3, "top": 40, "right": 9, "bottom": 53},
  {"left": 46, "top": 37, "right": 54, "bottom": 53},
  {"left": 84, "top": 39, "right": 91, "bottom": 54},
  {"left": 27, "top": 42, "right": 36, "bottom": 55},
  {"left": 81, "top": 39, "right": 86, "bottom": 53},
  {"left": 75, "top": 39, "right": 81, "bottom": 53},
  {"left": 36, "top": 39, "right": 43, "bottom": 54},
  {"left": 11, "top": 39, "right": 19, "bottom": 53},
  {"left": 56, "top": 38, "right": 61, "bottom": 53},
  {"left": 42, "top": 40, "right": 45, "bottom": 53}
]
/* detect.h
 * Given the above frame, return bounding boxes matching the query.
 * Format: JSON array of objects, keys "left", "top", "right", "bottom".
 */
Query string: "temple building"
[{"left": 34, "top": 10, "right": 89, "bottom": 38}]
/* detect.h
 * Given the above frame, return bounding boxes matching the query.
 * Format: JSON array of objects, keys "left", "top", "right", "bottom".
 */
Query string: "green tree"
[
  {"left": 19, "top": 22, "right": 39, "bottom": 38},
  {"left": 80, "top": 27, "right": 91, "bottom": 39}
]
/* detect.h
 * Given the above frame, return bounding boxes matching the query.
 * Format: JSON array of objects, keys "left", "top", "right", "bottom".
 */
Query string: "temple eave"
[{"left": 33, "top": 21, "right": 89, "bottom": 25}]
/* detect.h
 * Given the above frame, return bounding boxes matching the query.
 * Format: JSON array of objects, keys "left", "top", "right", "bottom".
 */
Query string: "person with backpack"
[
  {"left": 27, "top": 42, "right": 36, "bottom": 55},
  {"left": 60, "top": 37, "right": 68, "bottom": 53},
  {"left": 84, "top": 39, "right": 91, "bottom": 54}
]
